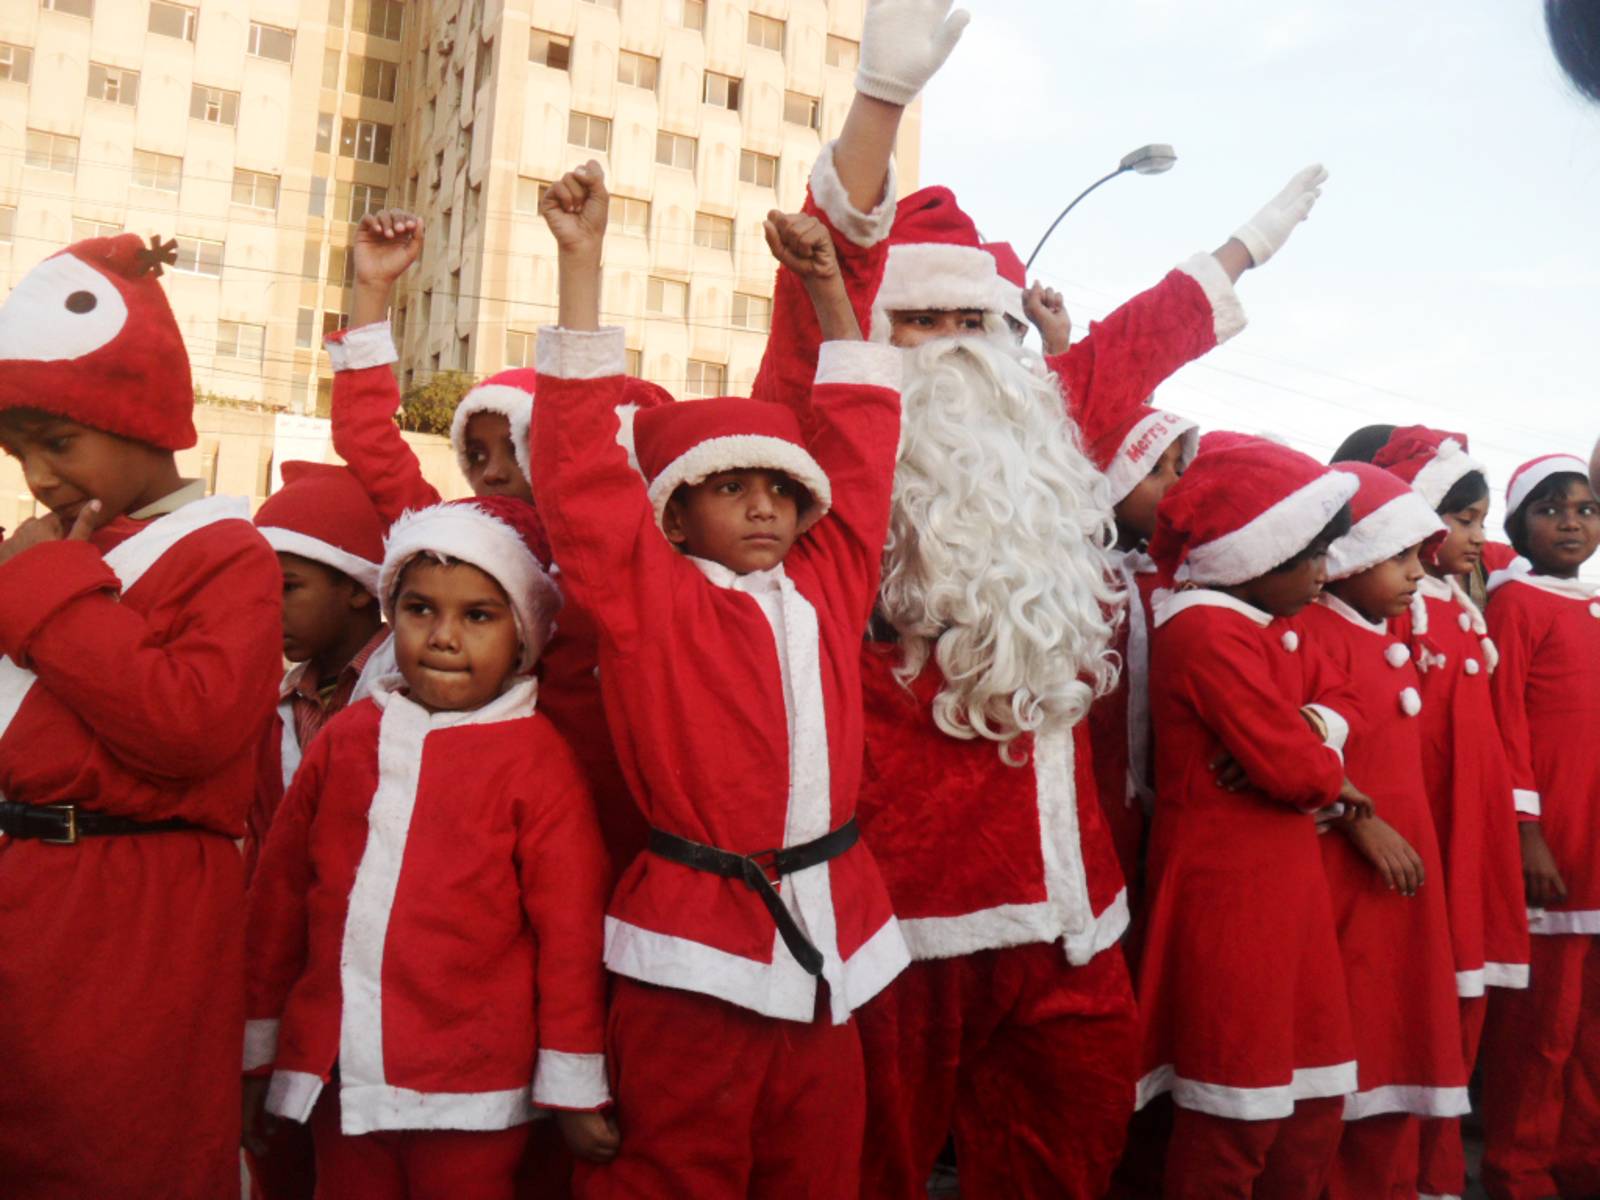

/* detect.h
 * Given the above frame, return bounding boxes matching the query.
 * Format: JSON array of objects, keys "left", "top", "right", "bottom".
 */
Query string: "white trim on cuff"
[
  {"left": 814, "top": 340, "right": 903, "bottom": 392},
  {"left": 808, "top": 141, "right": 897, "bottom": 249},
  {"left": 535, "top": 326, "right": 627, "bottom": 381},
  {"left": 1513, "top": 788, "right": 1541, "bottom": 817},
  {"left": 326, "top": 321, "right": 399, "bottom": 371},
  {"left": 243, "top": 1019, "right": 279, "bottom": 1071},
  {"left": 1305, "top": 703, "right": 1349, "bottom": 759},
  {"left": 532, "top": 1049, "right": 611, "bottom": 1110},
  {"left": 1176, "top": 252, "right": 1247, "bottom": 344}
]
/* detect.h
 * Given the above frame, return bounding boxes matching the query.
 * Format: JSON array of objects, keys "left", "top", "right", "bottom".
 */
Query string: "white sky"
[{"left": 920, "top": 0, "right": 1600, "bottom": 531}]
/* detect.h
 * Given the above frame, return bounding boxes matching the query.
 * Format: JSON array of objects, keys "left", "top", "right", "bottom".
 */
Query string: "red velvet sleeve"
[
  {"left": 327, "top": 325, "right": 441, "bottom": 524},
  {"left": 1487, "top": 588, "right": 1545, "bottom": 820}
]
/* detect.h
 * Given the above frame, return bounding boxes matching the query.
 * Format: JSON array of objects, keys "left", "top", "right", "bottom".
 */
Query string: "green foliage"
[{"left": 399, "top": 371, "right": 477, "bottom": 436}]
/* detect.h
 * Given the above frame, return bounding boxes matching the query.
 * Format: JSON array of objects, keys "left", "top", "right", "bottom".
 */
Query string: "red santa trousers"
[
  {"left": 572, "top": 976, "right": 864, "bottom": 1199},
  {"left": 1417, "top": 994, "right": 1488, "bottom": 1200},
  {"left": 1326, "top": 1113, "right": 1420, "bottom": 1200},
  {"left": 308, "top": 1089, "right": 531, "bottom": 1200},
  {"left": 856, "top": 940, "right": 1138, "bottom": 1200},
  {"left": 1162, "top": 1097, "right": 1344, "bottom": 1200},
  {"left": 1480, "top": 932, "right": 1600, "bottom": 1200}
]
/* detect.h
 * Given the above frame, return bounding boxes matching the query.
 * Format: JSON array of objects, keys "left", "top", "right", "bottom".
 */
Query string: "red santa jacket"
[
  {"left": 1136, "top": 590, "right": 1357, "bottom": 1119},
  {"left": 1298, "top": 597, "right": 1468, "bottom": 1121},
  {"left": 1395, "top": 574, "right": 1529, "bottom": 992},
  {"left": 244, "top": 676, "right": 610, "bottom": 1132},
  {"left": 325, "top": 323, "right": 647, "bottom": 874},
  {"left": 1488, "top": 570, "right": 1600, "bottom": 933},
  {"left": 531, "top": 326, "right": 910, "bottom": 1024}
]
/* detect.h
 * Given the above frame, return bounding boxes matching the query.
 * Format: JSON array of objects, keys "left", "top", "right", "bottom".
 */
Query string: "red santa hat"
[
  {"left": 1371, "top": 425, "right": 1486, "bottom": 510},
  {"left": 379, "top": 496, "right": 562, "bottom": 672},
  {"left": 632, "top": 395, "right": 832, "bottom": 535},
  {"left": 1324, "top": 462, "right": 1445, "bottom": 580},
  {"left": 450, "top": 368, "right": 537, "bottom": 483},
  {"left": 869, "top": 187, "right": 1005, "bottom": 342},
  {"left": 982, "top": 241, "right": 1028, "bottom": 327},
  {"left": 1077, "top": 397, "right": 1199, "bottom": 506},
  {"left": 254, "top": 462, "right": 386, "bottom": 597},
  {"left": 1506, "top": 453, "right": 1590, "bottom": 515},
  {"left": 1149, "top": 439, "right": 1358, "bottom": 585},
  {"left": 0, "top": 233, "right": 195, "bottom": 448}
]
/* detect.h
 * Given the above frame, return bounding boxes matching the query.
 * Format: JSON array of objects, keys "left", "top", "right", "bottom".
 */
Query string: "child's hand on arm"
[
  {"left": 240, "top": 1075, "right": 276, "bottom": 1158},
  {"left": 351, "top": 209, "right": 424, "bottom": 328},
  {"left": 1338, "top": 813, "right": 1424, "bottom": 896},
  {"left": 1022, "top": 283, "right": 1072, "bottom": 356},
  {"left": 764, "top": 211, "right": 860, "bottom": 341},
  {"left": 1519, "top": 822, "right": 1568, "bottom": 906},
  {"left": 540, "top": 160, "right": 608, "bottom": 332},
  {"left": 0, "top": 500, "right": 104, "bottom": 568},
  {"left": 556, "top": 1108, "right": 621, "bottom": 1164}
]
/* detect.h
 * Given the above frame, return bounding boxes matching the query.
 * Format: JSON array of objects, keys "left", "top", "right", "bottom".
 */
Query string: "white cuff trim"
[
  {"left": 814, "top": 340, "right": 903, "bottom": 393},
  {"left": 1483, "top": 961, "right": 1530, "bottom": 990},
  {"left": 1306, "top": 703, "right": 1349, "bottom": 759},
  {"left": 532, "top": 1050, "right": 611, "bottom": 1110},
  {"left": 265, "top": 1069, "right": 324, "bottom": 1124},
  {"left": 326, "top": 321, "right": 398, "bottom": 371},
  {"left": 1342, "top": 1084, "right": 1471, "bottom": 1121},
  {"left": 535, "top": 326, "right": 627, "bottom": 381},
  {"left": 1513, "top": 788, "right": 1541, "bottom": 817},
  {"left": 1176, "top": 252, "right": 1247, "bottom": 344},
  {"left": 243, "top": 1019, "right": 279, "bottom": 1071},
  {"left": 808, "top": 141, "right": 897, "bottom": 249},
  {"left": 1137, "top": 1061, "right": 1357, "bottom": 1121}
]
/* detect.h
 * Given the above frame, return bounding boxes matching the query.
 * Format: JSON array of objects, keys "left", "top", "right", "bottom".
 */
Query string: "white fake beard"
[{"left": 879, "top": 333, "right": 1125, "bottom": 760}]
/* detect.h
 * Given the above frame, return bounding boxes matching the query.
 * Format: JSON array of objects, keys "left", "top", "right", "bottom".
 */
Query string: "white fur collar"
[
  {"left": 1152, "top": 587, "right": 1273, "bottom": 629},
  {"left": 1316, "top": 591, "right": 1387, "bottom": 634},
  {"left": 367, "top": 673, "right": 539, "bottom": 727},
  {"left": 687, "top": 555, "right": 788, "bottom": 594}
]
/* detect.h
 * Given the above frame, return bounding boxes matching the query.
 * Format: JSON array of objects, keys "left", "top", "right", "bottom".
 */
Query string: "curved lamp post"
[{"left": 1024, "top": 144, "right": 1178, "bottom": 270}]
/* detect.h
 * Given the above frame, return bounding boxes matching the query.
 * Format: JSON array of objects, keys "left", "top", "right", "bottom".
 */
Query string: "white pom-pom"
[
  {"left": 1458, "top": 612, "right": 1473, "bottom": 631},
  {"left": 1590, "top": 602, "right": 1600, "bottom": 620},
  {"left": 1281, "top": 631, "right": 1300, "bottom": 652},
  {"left": 1399, "top": 687, "right": 1422, "bottom": 716},
  {"left": 1384, "top": 643, "right": 1410, "bottom": 668},
  {"left": 1464, "top": 658, "right": 1480, "bottom": 676}
]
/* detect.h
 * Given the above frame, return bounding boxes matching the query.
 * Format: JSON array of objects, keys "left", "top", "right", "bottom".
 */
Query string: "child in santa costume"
[
  {"left": 0, "top": 232, "right": 283, "bottom": 1199},
  {"left": 531, "top": 161, "right": 907, "bottom": 1199},
  {"left": 1298, "top": 463, "right": 1469, "bottom": 1198},
  {"left": 1479, "top": 453, "right": 1600, "bottom": 1200},
  {"left": 244, "top": 494, "right": 614, "bottom": 1199},
  {"left": 1372, "top": 426, "right": 1531, "bottom": 1200},
  {"left": 1137, "top": 437, "right": 1363, "bottom": 1198}
]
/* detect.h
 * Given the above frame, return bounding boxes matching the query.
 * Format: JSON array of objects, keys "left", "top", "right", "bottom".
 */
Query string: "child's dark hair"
[
  {"left": 1436, "top": 469, "right": 1489, "bottom": 515},
  {"left": 1505, "top": 471, "right": 1590, "bottom": 559},
  {"left": 1329, "top": 425, "right": 1396, "bottom": 465},
  {"left": 1271, "top": 504, "right": 1353, "bottom": 573},
  {"left": 1548, "top": 0, "right": 1600, "bottom": 103}
]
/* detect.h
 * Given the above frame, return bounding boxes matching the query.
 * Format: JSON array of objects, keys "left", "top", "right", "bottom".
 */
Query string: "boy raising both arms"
[
  {"left": 532, "top": 161, "right": 909, "bottom": 1198},
  {"left": 0, "top": 233, "right": 284, "bottom": 1198}
]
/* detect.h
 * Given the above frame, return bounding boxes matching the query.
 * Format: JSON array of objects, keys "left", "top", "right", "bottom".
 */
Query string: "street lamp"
[{"left": 1024, "top": 144, "right": 1177, "bottom": 270}]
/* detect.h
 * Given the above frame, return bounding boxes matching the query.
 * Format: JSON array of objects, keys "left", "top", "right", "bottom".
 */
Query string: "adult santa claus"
[{"left": 754, "top": 3, "right": 1328, "bottom": 1194}]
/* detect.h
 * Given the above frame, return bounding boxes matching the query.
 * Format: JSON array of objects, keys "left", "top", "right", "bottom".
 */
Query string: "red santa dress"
[{"left": 530, "top": 326, "right": 909, "bottom": 1199}]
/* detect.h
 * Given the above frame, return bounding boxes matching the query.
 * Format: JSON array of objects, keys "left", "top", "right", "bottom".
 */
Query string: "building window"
[
  {"left": 347, "top": 182, "right": 386, "bottom": 222},
  {"left": 232, "top": 168, "right": 280, "bottom": 211},
  {"left": 1, "top": 44, "right": 35, "bottom": 84},
  {"left": 216, "top": 320, "right": 265, "bottom": 361},
  {"left": 646, "top": 277, "right": 687, "bottom": 318},
  {"left": 739, "top": 150, "right": 778, "bottom": 187},
  {"left": 326, "top": 244, "right": 355, "bottom": 287},
  {"left": 132, "top": 149, "right": 182, "bottom": 191},
  {"left": 308, "top": 176, "right": 328, "bottom": 216},
  {"left": 506, "top": 330, "right": 536, "bottom": 368},
  {"left": 529, "top": 30, "right": 571, "bottom": 71},
  {"left": 347, "top": 55, "right": 398, "bottom": 101},
  {"left": 825, "top": 36, "right": 859, "bottom": 70},
  {"left": 71, "top": 218, "right": 121, "bottom": 241},
  {"left": 301, "top": 241, "right": 322, "bottom": 278},
  {"left": 612, "top": 195, "right": 650, "bottom": 238},
  {"left": 458, "top": 333, "right": 471, "bottom": 369},
  {"left": 667, "top": 0, "right": 704, "bottom": 31},
  {"left": 149, "top": 1, "right": 198, "bottom": 41},
  {"left": 617, "top": 50, "right": 657, "bottom": 90},
  {"left": 655, "top": 131, "right": 696, "bottom": 170},
  {"left": 732, "top": 292, "right": 772, "bottom": 332},
  {"left": 172, "top": 236, "right": 224, "bottom": 277},
  {"left": 703, "top": 72, "right": 740, "bottom": 111},
  {"left": 322, "top": 310, "right": 350, "bottom": 337},
  {"left": 783, "top": 91, "right": 820, "bottom": 130},
  {"left": 248, "top": 22, "right": 295, "bottom": 63},
  {"left": 685, "top": 359, "right": 725, "bottom": 397},
  {"left": 693, "top": 212, "right": 732, "bottom": 251},
  {"left": 42, "top": 0, "right": 94, "bottom": 16},
  {"left": 581, "top": 0, "right": 621, "bottom": 7},
  {"left": 88, "top": 64, "right": 140, "bottom": 106},
  {"left": 316, "top": 112, "right": 334, "bottom": 153},
  {"left": 515, "top": 177, "right": 550, "bottom": 213},
  {"left": 296, "top": 307, "right": 316, "bottom": 348},
  {"left": 339, "top": 118, "right": 393, "bottom": 164},
  {"left": 568, "top": 112, "right": 611, "bottom": 153},
  {"left": 355, "top": 0, "right": 403, "bottom": 41},
  {"left": 329, "top": 0, "right": 343, "bottom": 24},
  {"left": 624, "top": 348, "right": 641, "bottom": 377},
  {"left": 190, "top": 85, "right": 240, "bottom": 126},
  {"left": 25, "top": 130, "right": 79, "bottom": 174},
  {"left": 747, "top": 13, "right": 784, "bottom": 52},
  {"left": 0, "top": 206, "right": 15, "bottom": 242},
  {"left": 322, "top": 47, "right": 340, "bottom": 89}
]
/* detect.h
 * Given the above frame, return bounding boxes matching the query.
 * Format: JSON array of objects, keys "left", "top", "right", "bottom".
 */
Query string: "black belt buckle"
[
  {"left": 39, "top": 804, "right": 78, "bottom": 846},
  {"left": 740, "top": 847, "right": 781, "bottom": 888}
]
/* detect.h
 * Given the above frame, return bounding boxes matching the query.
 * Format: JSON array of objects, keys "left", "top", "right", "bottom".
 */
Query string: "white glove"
[
  {"left": 1232, "top": 164, "right": 1328, "bottom": 267},
  {"left": 855, "top": 0, "right": 971, "bottom": 107}
]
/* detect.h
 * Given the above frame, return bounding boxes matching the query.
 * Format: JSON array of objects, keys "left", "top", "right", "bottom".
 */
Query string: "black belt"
[
  {"left": 647, "top": 818, "right": 860, "bottom": 977},
  {"left": 0, "top": 802, "right": 207, "bottom": 845}
]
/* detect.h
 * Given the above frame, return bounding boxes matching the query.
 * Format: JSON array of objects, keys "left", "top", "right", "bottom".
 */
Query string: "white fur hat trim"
[
  {"left": 645, "top": 434, "right": 833, "bottom": 535},
  {"left": 450, "top": 384, "right": 534, "bottom": 485}
]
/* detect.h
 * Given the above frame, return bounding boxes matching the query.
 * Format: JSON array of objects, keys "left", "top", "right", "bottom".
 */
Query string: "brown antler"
[{"left": 136, "top": 235, "right": 179, "bottom": 278}]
